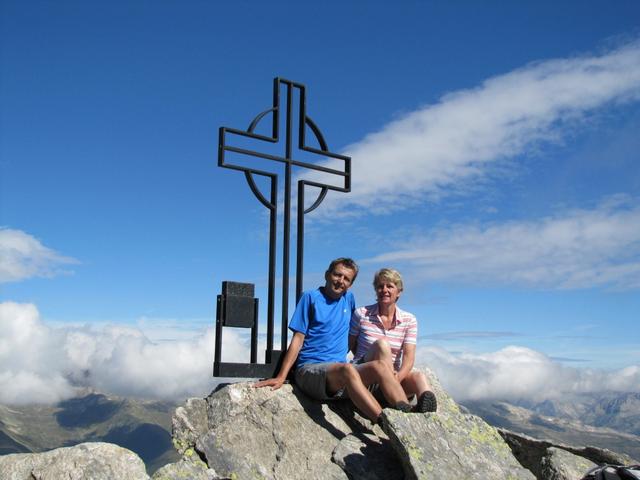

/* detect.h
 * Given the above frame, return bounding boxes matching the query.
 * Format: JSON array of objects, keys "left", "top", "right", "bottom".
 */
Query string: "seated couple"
[{"left": 255, "top": 257, "right": 437, "bottom": 423}]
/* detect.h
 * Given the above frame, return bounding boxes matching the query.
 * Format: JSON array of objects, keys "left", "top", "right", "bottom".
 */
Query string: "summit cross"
[{"left": 217, "top": 77, "right": 351, "bottom": 372}]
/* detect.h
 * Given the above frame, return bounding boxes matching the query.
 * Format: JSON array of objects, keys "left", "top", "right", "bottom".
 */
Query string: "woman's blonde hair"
[{"left": 373, "top": 268, "right": 403, "bottom": 292}]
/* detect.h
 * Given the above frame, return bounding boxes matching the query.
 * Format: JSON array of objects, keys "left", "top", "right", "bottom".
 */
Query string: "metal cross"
[{"left": 218, "top": 77, "right": 351, "bottom": 369}]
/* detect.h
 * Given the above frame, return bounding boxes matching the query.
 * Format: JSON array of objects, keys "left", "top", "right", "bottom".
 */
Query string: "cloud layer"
[
  {"left": 0, "top": 228, "right": 78, "bottom": 283},
  {"left": 366, "top": 195, "right": 640, "bottom": 290},
  {"left": 417, "top": 345, "right": 640, "bottom": 402},
  {"left": 307, "top": 39, "right": 640, "bottom": 216},
  {"left": 0, "top": 301, "right": 250, "bottom": 404},
  {"left": 2, "top": 301, "right": 638, "bottom": 405}
]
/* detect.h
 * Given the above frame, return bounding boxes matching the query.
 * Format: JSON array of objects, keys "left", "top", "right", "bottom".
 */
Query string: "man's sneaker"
[
  {"left": 394, "top": 401, "right": 413, "bottom": 413},
  {"left": 413, "top": 391, "right": 437, "bottom": 413}
]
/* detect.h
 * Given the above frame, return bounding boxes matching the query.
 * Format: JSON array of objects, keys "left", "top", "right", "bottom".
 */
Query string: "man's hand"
[
  {"left": 254, "top": 377, "right": 285, "bottom": 390},
  {"left": 253, "top": 332, "right": 305, "bottom": 391}
]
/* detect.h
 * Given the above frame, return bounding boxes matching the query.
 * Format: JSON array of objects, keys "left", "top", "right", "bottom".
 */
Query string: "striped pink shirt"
[{"left": 350, "top": 303, "right": 418, "bottom": 371}]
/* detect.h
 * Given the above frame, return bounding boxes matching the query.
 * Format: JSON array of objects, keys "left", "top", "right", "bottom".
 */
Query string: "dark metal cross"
[{"left": 216, "top": 77, "right": 351, "bottom": 376}]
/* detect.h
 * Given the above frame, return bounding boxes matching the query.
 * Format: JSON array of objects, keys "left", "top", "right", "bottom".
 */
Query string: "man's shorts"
[{"left": 294, "top": 362, "right": 348, "bottom": 401}]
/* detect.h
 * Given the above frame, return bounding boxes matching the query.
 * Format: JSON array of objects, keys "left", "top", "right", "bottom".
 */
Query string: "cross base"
[{"left": 213, "top": 350, "right": 283, "bottom": 378}]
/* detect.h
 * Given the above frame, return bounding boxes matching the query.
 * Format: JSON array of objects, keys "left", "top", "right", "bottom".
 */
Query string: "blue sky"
[{"left": 1, "top": 1, "right": 640, "bottom": 403}]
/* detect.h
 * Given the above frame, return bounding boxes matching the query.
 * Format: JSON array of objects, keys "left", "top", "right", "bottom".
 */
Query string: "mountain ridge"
[
  {"left": 462, "top": 395, "right": 640, "bottom": 460},
  {"left": 0, "top": 393, "right": 179, "bottom": 474}
]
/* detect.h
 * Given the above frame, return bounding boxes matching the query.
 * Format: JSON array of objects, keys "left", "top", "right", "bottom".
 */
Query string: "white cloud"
[
  {"left": 0, "top": 301, "right": 251, "bottom": 404},
  {"left": 417, "top": 345, "right": 640, "bottom": 402},
  {"left": 0, "top": 228, "right": 78, "bottom": 283},
  {"left": 365, "top": 195, "right": 640, "bottom": 290},
  {"left": 306, "top": 39, "right": 640, "bottom": 217},
  {"left": 2, "top": 301, "right": 639, "bottom": 406}
]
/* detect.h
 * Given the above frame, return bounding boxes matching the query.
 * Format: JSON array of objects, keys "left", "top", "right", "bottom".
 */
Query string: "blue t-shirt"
[{"left": 289, "top": 287, "right": 355, "bottom": 368}]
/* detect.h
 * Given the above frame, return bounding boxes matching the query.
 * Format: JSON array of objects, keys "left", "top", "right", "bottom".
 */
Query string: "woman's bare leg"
[
  {"left": 326, "top": 363, "right": 382, "bottom": 421},
  {"left": 364, "top": 339, "right": 394, "bottom": 370},
  {"left": 356, "top": 360, "right": 408, "bottom": 407},
  {"left": 400, "top": 370, "right": 431, "bottom": 398}
]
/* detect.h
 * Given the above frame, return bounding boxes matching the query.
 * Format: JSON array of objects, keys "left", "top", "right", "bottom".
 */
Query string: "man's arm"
[
  {"left": 348, "top": 334, "right": 358, "bottom": 356},
  {"left": 348, "top": 307, "right": 361, "bottom": 356},
  {"left": 254, "top": 331, "right": 305, "bottom": 390}
]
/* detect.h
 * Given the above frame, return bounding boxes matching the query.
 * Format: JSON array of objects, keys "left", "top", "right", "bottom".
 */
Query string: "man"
[{"left": 255, "top": 257, "right": 412, "bottom": 423}]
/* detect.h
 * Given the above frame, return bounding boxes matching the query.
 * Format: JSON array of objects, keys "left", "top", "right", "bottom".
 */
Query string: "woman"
[{"left": 349, "top": 268, "right": 437, "bottom": 413}]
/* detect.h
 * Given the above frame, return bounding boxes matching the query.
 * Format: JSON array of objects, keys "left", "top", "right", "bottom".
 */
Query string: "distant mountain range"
[
  {"left": 1, "top": 390, "right": 638, "bottom": 475},
  {"left": 462, "top": 392, "right": 640, "bottom": 461},
  {"left": 0, "top": 393, "right": 180, "bottom": 474}
]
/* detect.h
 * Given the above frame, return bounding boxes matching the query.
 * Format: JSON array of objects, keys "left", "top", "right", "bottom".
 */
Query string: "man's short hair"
[
  {"left": 373, "top": 268, "right": 403, "bottom": 292},
  {"left": 326, "top": 257, "right": 359, "bottom": 281}
]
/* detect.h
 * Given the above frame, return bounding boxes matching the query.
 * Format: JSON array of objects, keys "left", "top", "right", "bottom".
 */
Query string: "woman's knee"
[
  {"left": 366, "top": 339, "right": 392, "bottom": 362},
  {"left": 373, "top": 339, "right": 391, "bottom": 354}
]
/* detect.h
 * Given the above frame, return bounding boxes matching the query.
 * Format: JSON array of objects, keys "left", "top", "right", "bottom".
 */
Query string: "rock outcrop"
[
  {"left": 383, "top": 408, "right": 534, "bottom": 479},
  {"left": 167, "top": 368, "right": 536, "bottom": 479},
  {"left": 498, "top": 429, "right": 638, "bottom": 480},
  {"left": 540, "top": 447, "right": 597, "bottom": 480},
  {"left": 0, "top": 442, "right": 149, "bottom": 480},
  {"left": 151, "top": 457, "right": 217, "bottom": 480}
]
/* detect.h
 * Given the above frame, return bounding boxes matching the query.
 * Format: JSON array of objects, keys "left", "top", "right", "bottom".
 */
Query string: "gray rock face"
[
  {"left": 169, "top": 368, "right": 538, "bottom": 480},
  {"left": 499, "top": 428, "right": 639, "bottom": 479},
  {"left": 0, "top": 442, "right": 149, "bottom": 480},
  {"left": 382, "top": 408, "right": 535, "bottom": 479},
  {"left": 161, "top": 368, "right": 637, "bottom": 480},
  {"left": 331, "top": 432, "right": 404, "bottom": 480},
  {"left": 195, "top": 382, "right": 354, "bottom": 479},
  {"left": 540, "top": 447, "right": 597, "bottom": 480},
  {"left": 171, "top": 396, "right": 209, "bottom": 457}
]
